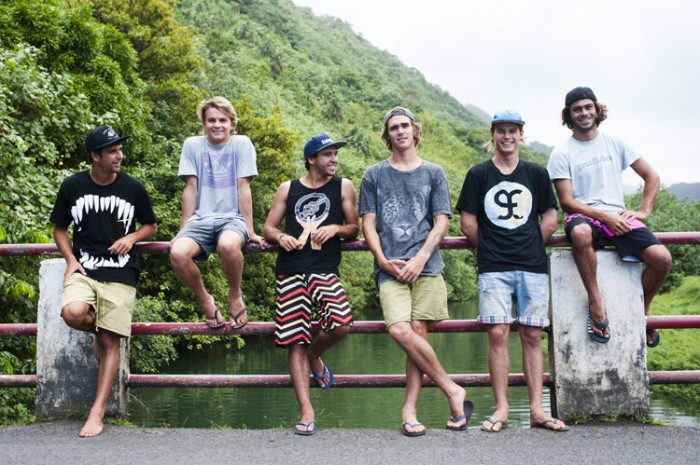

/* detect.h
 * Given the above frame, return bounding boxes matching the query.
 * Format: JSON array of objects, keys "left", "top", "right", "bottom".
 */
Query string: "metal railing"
[{"left": 1, "top": 232, "right": 700, "bottom": 389}]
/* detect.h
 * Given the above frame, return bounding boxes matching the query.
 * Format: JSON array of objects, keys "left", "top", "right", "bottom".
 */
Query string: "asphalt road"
[{"left": 1, "top": 421, "right": 698, "bottom": 465}]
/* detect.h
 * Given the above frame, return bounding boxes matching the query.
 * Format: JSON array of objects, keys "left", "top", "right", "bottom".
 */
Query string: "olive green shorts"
[
  {"left": 61, "top": 274, "right": 136, "bottom": 337},
  {"left": 379, "top": 275, "right": 449, "bottom": 327}
]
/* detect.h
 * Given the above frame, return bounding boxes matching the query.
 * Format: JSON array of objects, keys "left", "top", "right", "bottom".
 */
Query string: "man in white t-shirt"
[
  {"left": 170, "top": 96, "right": 263, "bottom": 330},
  {"left": 547, "top": 87, "right": 672, "bottom": 347}
]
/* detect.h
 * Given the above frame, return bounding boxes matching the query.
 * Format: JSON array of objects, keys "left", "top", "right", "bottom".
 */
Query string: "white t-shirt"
[
  {"left": 178, "top": 135, "right": 257, "bottom": 222},
  {"left": 547, "top": 132, "right": 638, "bottom": 213}
]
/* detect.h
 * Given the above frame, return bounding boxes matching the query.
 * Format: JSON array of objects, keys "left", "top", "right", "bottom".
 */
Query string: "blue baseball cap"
[
  {"left": 303, "top": 134, "right": 347, "bottom": 160},
  {"left": 491, "top": 110, "right": 525, "bottom": 127}
]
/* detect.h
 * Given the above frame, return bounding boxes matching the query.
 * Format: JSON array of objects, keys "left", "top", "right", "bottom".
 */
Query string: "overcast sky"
[{"left": 292, "top": 0, "right": 699, "bottom": 187}]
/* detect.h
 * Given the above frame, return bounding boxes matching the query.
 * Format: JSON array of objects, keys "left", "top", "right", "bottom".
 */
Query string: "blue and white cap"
[{"left": 491, "top": 110, "right": 525, "bottom": 127}]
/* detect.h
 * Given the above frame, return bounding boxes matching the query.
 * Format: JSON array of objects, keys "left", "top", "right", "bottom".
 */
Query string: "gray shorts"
[{"left": 173, "top": 216, "right": 249, "bottom": 260}]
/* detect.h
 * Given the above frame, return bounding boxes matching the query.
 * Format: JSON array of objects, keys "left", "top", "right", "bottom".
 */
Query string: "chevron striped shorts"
[{"left": 274, "top": 273, "right": 353, "bottom": 346}]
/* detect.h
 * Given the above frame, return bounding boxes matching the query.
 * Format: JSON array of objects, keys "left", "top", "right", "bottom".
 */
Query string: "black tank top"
[{"left": 275, "top": 176, "right": 345, "bottom": 275}]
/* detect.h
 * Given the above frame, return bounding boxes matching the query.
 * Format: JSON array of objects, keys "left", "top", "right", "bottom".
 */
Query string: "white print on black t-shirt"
[
  {"left": 71, "top": 194, "right": 134, "bottom": 233},
  {"left": 70, "top": 194, "right": 135, "bottom": 270},
  {"left": 78, "top": 249, "right": 130, "bottom": 270},
  {"left": 484, "top": 181, "right": 532, "bottom": 230},
  {"left": 294, "top": 192, "right": 330, "bottom": 248}
]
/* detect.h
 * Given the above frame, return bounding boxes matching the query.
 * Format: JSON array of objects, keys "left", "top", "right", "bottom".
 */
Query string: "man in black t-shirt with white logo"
[
  {"left": 50, "top": 126, "right": 157, "bottom": 437},
  {"left": 457, "top": 111, "right": 568, "bottom": 432}
]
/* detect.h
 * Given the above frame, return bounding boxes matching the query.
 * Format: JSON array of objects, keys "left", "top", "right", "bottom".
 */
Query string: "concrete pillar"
[
  {"left": 36, "top": 259, "right": 129, "bottom": 419},
  {"left": 548, "top": 250, "right": 648, "bottom": 420}
]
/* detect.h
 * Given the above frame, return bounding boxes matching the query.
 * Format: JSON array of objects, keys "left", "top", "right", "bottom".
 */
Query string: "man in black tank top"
[{"left": 264, "top": 134, "right": 359, "bottom": 435}]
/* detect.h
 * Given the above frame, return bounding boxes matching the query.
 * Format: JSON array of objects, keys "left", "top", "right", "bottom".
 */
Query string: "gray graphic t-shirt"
[
  {"left": 178, "top": 135, "right": 258, "bottom": 223},
  {"left": 359, "top": 160, "right": 452, "bottom": 286}
]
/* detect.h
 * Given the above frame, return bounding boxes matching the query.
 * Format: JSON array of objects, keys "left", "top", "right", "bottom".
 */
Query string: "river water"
[{"left": 128, "top": 302, "right": 699, "bottom": 429}]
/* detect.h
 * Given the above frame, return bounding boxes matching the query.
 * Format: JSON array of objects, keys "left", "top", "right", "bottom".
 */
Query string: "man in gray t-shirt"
[
  {"left": 360, "top": 106, "right": 473, "bottom": 437},
  {"left": 170, "top": 96, "right": 263, "bottom": 330},
  {"left": 547, "top": 87, "right": 671, "bottom": 347}
]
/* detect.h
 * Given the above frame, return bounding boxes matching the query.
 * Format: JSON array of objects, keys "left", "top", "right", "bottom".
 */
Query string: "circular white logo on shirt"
[{"left": 484, "top": 181, "right": 532, "bottom": 229}]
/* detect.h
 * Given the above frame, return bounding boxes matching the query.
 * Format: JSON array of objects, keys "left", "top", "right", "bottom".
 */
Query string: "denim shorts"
[
  {"left": 477, "top": 271, "right": 550, "bottom": 328},
  {"left": 173, "top": 216, "right": 249, "bottom": 260}
]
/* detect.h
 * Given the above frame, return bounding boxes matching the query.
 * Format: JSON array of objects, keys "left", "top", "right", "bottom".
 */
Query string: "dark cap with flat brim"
[
  {"left": 85, "top": 126, "right": 130, "bottom": 153},
  {"left": 565, "top": 86, "right": 597, "bottom": 107}
]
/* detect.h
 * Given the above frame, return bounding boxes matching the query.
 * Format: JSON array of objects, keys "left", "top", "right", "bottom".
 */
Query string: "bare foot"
[
  {"left": 307, "top": 355, "right": 329, "bottom": 388},
  {"left": 202, "top": 295, "right": 218, "bottom": 319},
  {"left": 531, "top": 415, "right": 569, "bottom": 431},
  {"left": 481, "top": 409, "right": 509, "bottom": 432},
  {"left": 589, "top": 295, "right": 609, "bottom": 339},
  {"left": 79, "top": 415, "right": 104, "bottom": 438},
  {"left": 228, "top": 297, "right": 248, "bottom": 328},
  {"left": 401, "top": 408, "right": 425, "bottom": 436}
]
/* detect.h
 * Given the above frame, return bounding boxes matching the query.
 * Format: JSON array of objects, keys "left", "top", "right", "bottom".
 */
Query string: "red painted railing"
[
  {"left": 1, "top": 232, "right": 700, "bottom": 256},
  {"left": 1, "top": 232, "right": 699, "bottom": 389},
  {"left": 1, "top": 316, "right": 699, "bottom": 388}
]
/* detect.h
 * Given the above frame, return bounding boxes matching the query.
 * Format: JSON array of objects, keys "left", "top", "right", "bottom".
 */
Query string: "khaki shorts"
[
  {"left": 379, "top": 275, "right": 449, "bottom": 327},
  {"left": 61, "top": 274, "right": 136, "bottom": 337}
]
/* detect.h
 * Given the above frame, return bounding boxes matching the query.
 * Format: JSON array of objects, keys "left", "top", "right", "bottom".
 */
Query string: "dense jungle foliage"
[{"left": 1, "top": 0, "right": 698, "bottom": 423}]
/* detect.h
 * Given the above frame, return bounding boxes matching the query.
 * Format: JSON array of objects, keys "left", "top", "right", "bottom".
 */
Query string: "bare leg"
[
  {"left": 289, "top": 344, "right": 314, "bottom": 433},
  {"left": 637, "top": 244, "right": 672, "bottom": 316},
  {"left": 387, "top": 321, "right": 467, "bottom": 428},
  {"left": 218, "top": 231, "right": 248, "bottom": 326},
  {"left": 170, "top": 237, "right": 218, "bottom": 318},
  {"left": 483, "top": 324, "right": 509, "bottom": 431},
  {"left": 569, "top": 224, "right": 608, "bottom": 339},
  {"left": 519, "top": 325, "right": 566, "bottom": 430},
  {"left": 308, "top": 326, "right": 350, "bottom": 388},
  {"left": 80, "top": 329, "right": 121, "bottom": 437},
  {"left": 61, "top": 301, "right": 97, "bottom": 334},
  {"left": 637, "top": 244, "right": 672, "bottom": 345},
  {"left": 401, "top": 320, "right": 428, "bottom": 435}
]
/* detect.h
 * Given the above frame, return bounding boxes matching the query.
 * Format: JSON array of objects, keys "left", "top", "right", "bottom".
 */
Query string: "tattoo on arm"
[{"left": 423, "top": 231, "right": 443, "bottom": 255}]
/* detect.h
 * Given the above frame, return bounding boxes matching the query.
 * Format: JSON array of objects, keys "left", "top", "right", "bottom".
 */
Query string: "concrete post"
[
  {"left": 36, "top": 259, "right": 129, "bottom": 419},
  {"left": 548, "top": 250, "right": 648, "bottom": 420}
]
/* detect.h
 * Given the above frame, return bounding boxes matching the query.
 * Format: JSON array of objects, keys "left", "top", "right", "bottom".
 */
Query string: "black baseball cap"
[
  {"left": 85, "top": 126, "right": 130, "bottom": 153},
  {"left": 565, "top": 87, "right": 597, "bottom": 107}
]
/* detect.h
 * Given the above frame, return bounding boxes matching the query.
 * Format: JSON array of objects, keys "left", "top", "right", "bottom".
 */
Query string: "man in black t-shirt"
[
  {"left": 457, "top": 111, "right": 567, "bottom": 432},
  {"left": 263, "top": 134, "right": 358, "bottom": 435},
  {"left": 50, "top": 126, "right": 157, "bottom": 437}
]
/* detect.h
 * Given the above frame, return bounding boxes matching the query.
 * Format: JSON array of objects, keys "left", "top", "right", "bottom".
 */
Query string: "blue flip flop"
[
  {"left": 446, "top": 400, "right": 474, "bottom": 431},
  {"left": 294, "top": 420, "right": 316, "bottom": 436},
  {"left": 311, "top": 361, "right": 334, "bottom": 390},
  {"left": 402, "top": 422, "right": 426, "bottom": 437}
]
